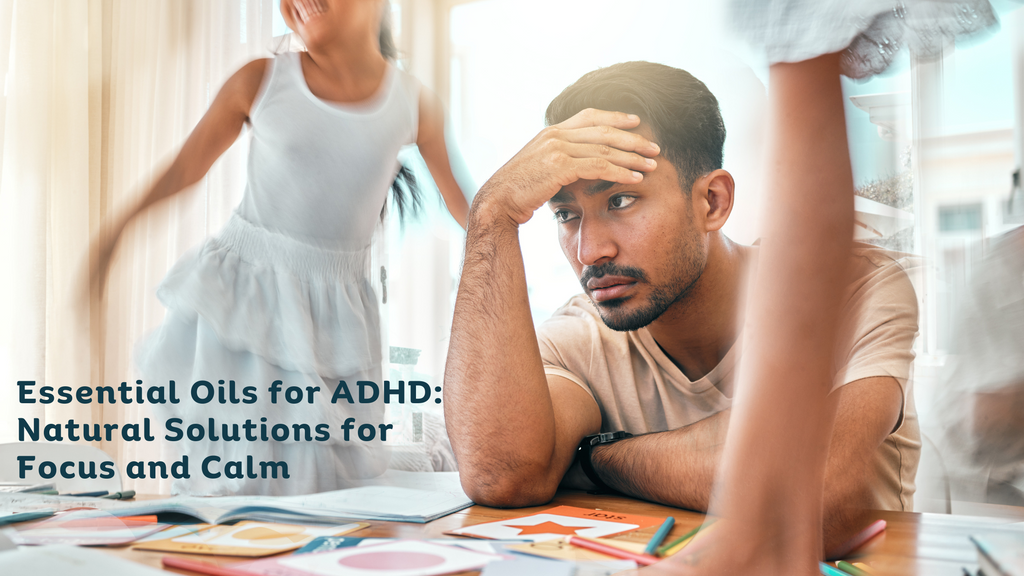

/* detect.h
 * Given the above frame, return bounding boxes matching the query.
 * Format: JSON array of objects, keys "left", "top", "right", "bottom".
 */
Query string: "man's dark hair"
[{"left": 545, "top": 61, "right": 726, "bottom": 192}]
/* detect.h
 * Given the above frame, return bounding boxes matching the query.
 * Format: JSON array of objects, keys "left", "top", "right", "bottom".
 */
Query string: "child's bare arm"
[
  {"left": 417, "top": 88, "right": 469, "bottom": 229},
  {"left": 86, "top": 58, "right": 269, "bottom": 294}
]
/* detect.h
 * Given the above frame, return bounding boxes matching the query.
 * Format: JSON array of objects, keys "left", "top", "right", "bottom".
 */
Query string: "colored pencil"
[
  {"left": 64, "top": 490, "right": 108, "bottom": 497},
  {"left": 829, "top": 520, "right": 886, "bottom": 559},
  {"left": 836, "top": 560, "right": 870, "bottom": 575},
  {"left": 162, "top": 556, "right": 253, "bottom": 576},
  {"left": 566, "top": 536, "right": 660, "bottom": 566},
  {"left": 656, "top": 520, "right": 710, "bottom": 557},
  {"left": 661, "top": 520, "right": 718, "bottom": 557},
  {"left": 821, "top": 562, "right": 849, "bottom": 576},
  {"left": 643, "top": 516, "right": 675, "bottom": 555},
  {"left": 852, "top": 563, "right": 875, "bottom": 575}
]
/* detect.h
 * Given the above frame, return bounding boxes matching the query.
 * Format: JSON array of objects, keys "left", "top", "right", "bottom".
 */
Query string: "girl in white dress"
[
  {"left": 638, "top": 1, "right": 1003, "bottom": 574},
  {"left": 87, "top": 0, "right": 468, "bottom": 496}
]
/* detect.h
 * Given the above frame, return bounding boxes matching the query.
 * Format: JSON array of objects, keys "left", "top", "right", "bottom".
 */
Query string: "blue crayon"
[{"left": 644, "top": 516, "right": 676, "bottom": 555}]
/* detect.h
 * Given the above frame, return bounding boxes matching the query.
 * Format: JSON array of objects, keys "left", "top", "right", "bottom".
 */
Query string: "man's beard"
[{"left": 580, "top": 239, "right": 705, "bottom": 332}]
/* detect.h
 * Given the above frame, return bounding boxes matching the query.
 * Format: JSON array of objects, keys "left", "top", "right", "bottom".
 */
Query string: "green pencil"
[
  {"left": 836, "top": 561, "right": 869, "bottom": 576},
  {"left": 656, "top": 521, "right": 710, "bottom": 557}
]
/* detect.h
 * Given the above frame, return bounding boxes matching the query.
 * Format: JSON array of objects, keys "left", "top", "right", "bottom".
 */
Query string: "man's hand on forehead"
[{"left": 471, "top": 108, "right": 660, "bottom": 227}]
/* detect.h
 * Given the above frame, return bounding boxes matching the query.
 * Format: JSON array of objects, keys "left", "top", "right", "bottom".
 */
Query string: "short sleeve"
[
  {"left": 833, "top": 253, "right": 920, "bottom": 431},
  {"left": 537, "top": 306, "right": 598, "bottom": 403}
]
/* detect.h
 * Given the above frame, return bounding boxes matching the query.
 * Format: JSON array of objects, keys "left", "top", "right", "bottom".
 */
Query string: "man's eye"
[
  {"left": 554, "top": 209, "right": 578, "bottom": 223},
  {"left": 610, "top": 195, "right": 636, "bottom": 209}
]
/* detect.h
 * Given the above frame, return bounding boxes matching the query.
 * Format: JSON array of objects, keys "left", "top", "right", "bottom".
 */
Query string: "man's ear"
[{"left": 693, "top": 169, "right": 734, "bottom": 232}]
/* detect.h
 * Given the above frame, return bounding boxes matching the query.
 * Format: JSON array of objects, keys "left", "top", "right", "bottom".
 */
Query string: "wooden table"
[
  {"left": 22, "top": 491, "right": 1024, "bottom": 575},
  {"left": 865, "top": 508, "right": 1024, "bottom": 575}
]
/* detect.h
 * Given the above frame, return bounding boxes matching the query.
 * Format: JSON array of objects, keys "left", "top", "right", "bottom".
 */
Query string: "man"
[{"left": 444, "top": 61, "right": 919, "bottom": 550}]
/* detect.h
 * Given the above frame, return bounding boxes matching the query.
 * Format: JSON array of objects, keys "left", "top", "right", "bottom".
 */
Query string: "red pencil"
[
  {"left": 829, "top": 519, "right": 886, "bottom": 559},
  {"left": 566, "top": 535, "right": 660, "bottom": 566},
  {"left": 162, "top": 555, "right": 253, "bottom": 576}
]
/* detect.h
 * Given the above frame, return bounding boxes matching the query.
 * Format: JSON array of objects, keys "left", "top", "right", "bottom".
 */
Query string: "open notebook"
[{"left": 0, "top": 485, "right": 474, "bottom": 525}]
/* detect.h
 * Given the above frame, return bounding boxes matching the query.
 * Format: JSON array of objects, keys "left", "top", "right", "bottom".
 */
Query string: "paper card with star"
[
  {"left": 447, "top": 505, "right": 663, "bottom": 542},
  {"left": 132, "top": 520, "right": 367, "bottom": 556}
]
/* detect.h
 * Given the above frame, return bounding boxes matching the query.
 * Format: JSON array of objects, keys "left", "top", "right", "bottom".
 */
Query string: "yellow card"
[{"left": 132, "top": 521, "right": 367, "bottom": 557}]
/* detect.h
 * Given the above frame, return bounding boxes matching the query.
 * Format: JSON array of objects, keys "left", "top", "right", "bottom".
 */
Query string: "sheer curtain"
[{"left": 0, "top": 0, "right": 277, "bottom": 493}]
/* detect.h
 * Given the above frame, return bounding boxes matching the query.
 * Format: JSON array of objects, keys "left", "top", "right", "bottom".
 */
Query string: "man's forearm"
[
  {"left": 444, "top": 202, "right": 561, "bottom": 505},
  {"left": 443, "top": 109, "right": 658, "bottom": 507},
  {"left": 588, "top": 410, "right": 730, "bottom": 510}
]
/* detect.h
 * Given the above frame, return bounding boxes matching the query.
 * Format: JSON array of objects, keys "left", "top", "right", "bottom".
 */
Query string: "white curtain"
[{"left": 0, "top": 0, "right": 278, "bottom": 493}]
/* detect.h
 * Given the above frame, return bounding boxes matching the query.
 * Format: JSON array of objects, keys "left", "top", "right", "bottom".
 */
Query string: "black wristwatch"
[{"left": 576, "top": 431, "right": 632, "bottom": 493}]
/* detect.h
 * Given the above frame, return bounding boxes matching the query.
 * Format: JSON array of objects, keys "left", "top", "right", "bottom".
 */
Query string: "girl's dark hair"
[{"left": 379, "top": 4, "right": 421, "bottom": 222}]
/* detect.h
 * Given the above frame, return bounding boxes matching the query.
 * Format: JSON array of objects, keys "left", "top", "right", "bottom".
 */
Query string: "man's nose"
[{"left": 576, "top": 216, "right": 617, "bottom": 266}]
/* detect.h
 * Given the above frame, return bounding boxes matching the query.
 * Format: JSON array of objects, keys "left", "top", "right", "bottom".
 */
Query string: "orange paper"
[{"left": 447, "top": 505, "right": 664, "bottom": 542}]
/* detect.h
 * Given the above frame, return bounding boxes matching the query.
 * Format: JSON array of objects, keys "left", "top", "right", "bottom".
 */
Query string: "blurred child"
[
  {"left": 86, "top": 0, "right": 468, "bottom": 495},
  {"left": 639, "top": 0, "right": 1000, "bottom": 573}
]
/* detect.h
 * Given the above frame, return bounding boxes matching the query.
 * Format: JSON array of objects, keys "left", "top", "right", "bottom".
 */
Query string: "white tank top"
[{"left": 237, "top": 51, "right": 420, "bottom": 250}]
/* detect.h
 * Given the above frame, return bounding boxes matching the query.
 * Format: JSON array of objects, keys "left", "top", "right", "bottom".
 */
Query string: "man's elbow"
[
  {"left": 459, "top": 465, "right": 558, "bottom": 508},
  {"left": 822, "top": 476, "right": 877, "bottom": 556}
]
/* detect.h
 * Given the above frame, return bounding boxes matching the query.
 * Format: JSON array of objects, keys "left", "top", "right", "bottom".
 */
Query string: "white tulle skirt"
[
  {"left": 136, "top": 213, "right": 391, "bottom": 496},
  {"left": 730, "top": 0, "right": 1001, "bottom": 78}
]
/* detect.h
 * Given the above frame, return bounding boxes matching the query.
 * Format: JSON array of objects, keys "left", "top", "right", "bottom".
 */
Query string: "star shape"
[{"left": 504, "top": 520, "right": 584, "bottom": 536}]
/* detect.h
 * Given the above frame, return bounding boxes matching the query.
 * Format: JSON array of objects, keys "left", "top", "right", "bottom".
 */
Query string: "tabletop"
[{"left": 15, "top": 490, "right": 1024, "bottom": 575}]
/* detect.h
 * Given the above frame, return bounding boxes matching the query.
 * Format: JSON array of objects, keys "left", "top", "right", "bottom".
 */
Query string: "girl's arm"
[
  {"left": 86, "top": 58, "right": 269, "bottom": 295},
  {"left": 417, "top": 88, "right": 470, "bottom": 229}
]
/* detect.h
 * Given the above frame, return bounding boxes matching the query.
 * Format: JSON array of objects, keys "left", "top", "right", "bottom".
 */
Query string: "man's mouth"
[
  {"left": 294, "top": 0, "right": 327, "bottom": 25},
  {"left": 587, "top": 275, "right": 637, "bottom": 303}
]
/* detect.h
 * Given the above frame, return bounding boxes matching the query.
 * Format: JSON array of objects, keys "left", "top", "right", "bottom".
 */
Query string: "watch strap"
[{"left": 576, "top": 431, "right": 632, "bottom": 494}]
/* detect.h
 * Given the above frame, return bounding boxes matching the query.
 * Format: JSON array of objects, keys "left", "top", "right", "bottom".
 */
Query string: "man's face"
[{"left": 547, "top": 141, "right": 708, "bottom": 332}]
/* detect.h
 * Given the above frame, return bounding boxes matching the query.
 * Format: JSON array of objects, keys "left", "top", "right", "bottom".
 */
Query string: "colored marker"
[
  {"left": 837, "top": 560, "right": 869, "bottom": 575},
  {"left": 566, "top": 536, "right": 660, "bottom": 566},
  {"left": 829, "top": 520, "right": 886, "bottom": 559},
  {"left": 162, "top": 556, "right": 252, "bottom": 576},
  {"left": 119, "top": 514, "right": 159, "bottom": 523},
  {"left": 100, "top": 490, "right": 136, "bottom": 500},
  {"left": 643, "top": 516, "right": 675, "bottom": 555},
  {"left": 64, "top": 490, "right": 108, "bottom": 497},
  {"left": 821, "top": 562, "right": 849, "bottom": 576}
]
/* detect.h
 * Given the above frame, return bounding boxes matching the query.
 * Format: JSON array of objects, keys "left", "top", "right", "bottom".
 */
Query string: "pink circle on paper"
[{"left": 338, "top": 551, "right": 447, "bottom": 570}]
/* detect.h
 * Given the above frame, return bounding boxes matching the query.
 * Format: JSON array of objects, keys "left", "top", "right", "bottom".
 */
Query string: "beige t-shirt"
[{"left": 538, "top": 242, "right": 921, "bottom": 511}]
